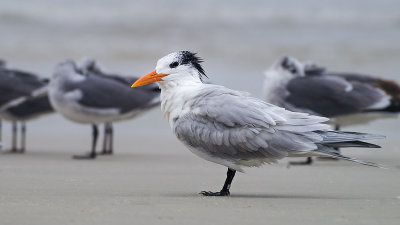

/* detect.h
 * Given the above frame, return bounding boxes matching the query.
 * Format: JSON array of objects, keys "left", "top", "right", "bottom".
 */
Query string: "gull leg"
[
  {"left": 20, "top": 121, "right": 26, "bottom": 153},
  {"left": 200, "top": 168, "right": 236, "bottom": 196},
  {"left": 73, "top": 124, "right": 98, "bottom": 159},
  {"left": 11, "top": 121, "right": 17, "bottom": 152},
  {"left": 101, "top": 123, "right": 109, "bottom": 154},
  {"left": 107, "top": 123, "right": 113, "bottom": 155},
  {"left": 100, "top": 123, "right": 113, "bottom": 155}
]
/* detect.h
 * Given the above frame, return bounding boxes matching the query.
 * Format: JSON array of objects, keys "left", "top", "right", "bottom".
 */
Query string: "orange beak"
[{"left": 131, "top": 70, "right": 168, "bottom": 87}]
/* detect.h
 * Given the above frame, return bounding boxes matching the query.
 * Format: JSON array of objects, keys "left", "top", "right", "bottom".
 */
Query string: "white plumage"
[{"left": 132, "top": 51, "right": 384, "bottom": 196}]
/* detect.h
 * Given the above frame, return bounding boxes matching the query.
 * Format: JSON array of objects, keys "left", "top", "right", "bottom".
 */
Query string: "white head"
[
  {"left": 53, "top": 58, "right": 105, "bottom": 81},
  {"left": 53, "top": 60, "right": 80, "bottom": 79},
  {"left": 132, "top": 51, "right": 207, "bottom": 87},
  {"left": 77, "top": 57, "right": 104, "bottom": 75},
  {"left": 263, "top": 56, "right": 305, "bottom": 101},
  {"left": 270, "top": 56, "right": 305, "bottom": 77}
]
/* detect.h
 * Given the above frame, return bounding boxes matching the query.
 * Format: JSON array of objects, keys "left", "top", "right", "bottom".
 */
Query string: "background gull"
[
  {"left": 0, "top": 61, "right": 53, "bottom": 153},
  {"left": 131, "top": 51, "right": 384, "bottom": 196},
  {"left": 49, "top": 59, "right": 161, "bottom": 159},
  {"left": 263, "top": 56, "right": 400, "bottom": 164}
]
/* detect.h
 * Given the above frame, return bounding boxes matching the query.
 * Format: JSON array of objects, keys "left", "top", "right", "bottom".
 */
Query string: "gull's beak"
[{"left": 131, "top": 70, "right": 167, "bottom": 87}]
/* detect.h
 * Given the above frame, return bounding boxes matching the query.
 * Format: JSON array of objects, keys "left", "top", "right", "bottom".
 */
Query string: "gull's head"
[
  {"left": 78, "top": 57, "right": 104, "bottom": 75},
  {"left": 53, "top": 60, "right": 84, "bottom": 79},
  {"left": 270, "top": 56, "right": 305, "bottom": 77},
  {"left": 132, "top": 51, "right": 207, "bottom": 87}
]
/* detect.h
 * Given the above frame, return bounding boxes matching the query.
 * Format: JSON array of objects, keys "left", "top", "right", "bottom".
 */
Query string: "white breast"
[{"left": 159, "top": 81, "right": 203, "bottom": 128}]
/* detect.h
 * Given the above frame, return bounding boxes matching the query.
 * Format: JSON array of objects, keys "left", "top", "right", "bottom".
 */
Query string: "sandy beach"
[
  {"left": 1, "top": 0, "right": 400, "bottom": 224},
  {"left": 1, "top": 134, "right": 399, "bottom": 225}
]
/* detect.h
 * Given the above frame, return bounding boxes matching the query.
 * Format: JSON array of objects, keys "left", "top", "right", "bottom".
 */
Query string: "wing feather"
[
  {"left": 285, "top": 75, "right": 390, "bottom": 117},
  {"left": 174, "top": 85, "right": 328, "bottom": 165}
]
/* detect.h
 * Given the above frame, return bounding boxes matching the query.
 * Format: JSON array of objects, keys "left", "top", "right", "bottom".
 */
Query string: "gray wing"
[
  {"left": 322, "top": 72, "right": 400, "bottom": 112},
  {"left": 0, "top": 68, "right": 48, "bottom": 106},
  {"left": 285, "top": 75, "right": 390, "bottom": 117},
  {"left": 174, "top": 86, "right": 328, "bottom": 165},
  {"left": 325, "top": 72, "right": 377, "bottom": 83},
  {"left": 5, "top": 94, "right": 54, "bottom": 119},
  {"left": 63, "top": 73, "right": 159, "bottom": 113}
]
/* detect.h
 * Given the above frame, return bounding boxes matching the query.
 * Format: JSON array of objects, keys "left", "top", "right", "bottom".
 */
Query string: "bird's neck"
[{"left": 158, "top": 78, "right": 203, "bottom": 127}]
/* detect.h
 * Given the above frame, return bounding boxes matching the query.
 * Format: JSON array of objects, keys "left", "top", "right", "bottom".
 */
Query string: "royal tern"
[
  {"left": 264, "top": 56, "right": 399, "bottom": 164},
  {"left": 131, "top": 51, "right": 384, "bottom": 196},
  {"left": 49, "top": 59, "right": 160, "bottom": 159},
  {"left": 0, "top": 62, "right": 53, "bottom": 152}
]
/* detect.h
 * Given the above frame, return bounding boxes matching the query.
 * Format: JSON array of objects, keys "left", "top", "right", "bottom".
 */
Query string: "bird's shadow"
[{"left": 163, "top": 192, "right": 358, "bottom": 200}]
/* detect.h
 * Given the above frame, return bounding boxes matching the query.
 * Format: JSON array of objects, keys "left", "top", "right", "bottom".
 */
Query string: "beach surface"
[
  {"left": 1, "top": 135, "right": 399, "bottom": 225},
  {"left": 1, "top": 0, "right": 400, "bottom": 224}
]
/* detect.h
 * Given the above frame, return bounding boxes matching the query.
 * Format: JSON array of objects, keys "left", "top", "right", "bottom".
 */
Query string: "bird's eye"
[{"left": 169, "top": 62, "right": 179, "bottom": 68}]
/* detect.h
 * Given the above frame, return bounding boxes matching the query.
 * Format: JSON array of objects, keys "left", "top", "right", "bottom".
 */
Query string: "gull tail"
[
  {"left": 314, "top": 145, "right": 383, "bottom": 168},
  {"left": 313, "top": 131, "right": 385, "bottom": 168}
]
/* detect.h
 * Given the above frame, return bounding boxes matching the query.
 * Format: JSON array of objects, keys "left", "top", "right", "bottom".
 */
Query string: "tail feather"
[
  {"left": 381, "top": 98, "right": 400, "bottom": 112},
  {"left": 323, "top": 141, "right": 381, "bottom": 149},
  {"left": 316, "top": 131, "right": 385, "bottom": 143},
  {"left": 315, "top": 145, "right": 383, "bottom": 168},
  {"left": 312, "top": 130, "right": 385, "bottom": 168}
]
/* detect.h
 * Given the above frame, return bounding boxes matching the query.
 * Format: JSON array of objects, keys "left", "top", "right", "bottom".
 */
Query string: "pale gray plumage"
[
  {"left": 173, "top": 84, "right": 382, "bottom": 170},
  {"left": 139, "top": 51, "right": 384, "bottom": 196}
]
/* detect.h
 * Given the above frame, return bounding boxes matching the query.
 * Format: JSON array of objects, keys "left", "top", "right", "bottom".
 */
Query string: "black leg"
[
  {"left": 107, "top": 123, "right": 113, "bottom": 155},
  {"left": 289, "top": 157, "right": 313, "bottom": 166},
  {"left": 101, "top": 123, "right": 109, "bottom": 154},
  {"left": 20, "top": 121, "right": 26, "bottom": 153},
  {"left": 100, "top": 123, "right": 113, "bottom": 155},
  {"left": 73, "top": 124, "right": 98, "bottom": 159},
  {"left": 200, "top": 168, "right": 236, "bottom": 196},
  {"left": 11, "top": 121, "right": 17, "bottom": 152}
]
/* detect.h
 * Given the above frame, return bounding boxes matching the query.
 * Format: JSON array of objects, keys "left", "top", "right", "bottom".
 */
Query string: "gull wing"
[
  {"left": 285, "top": 75, "right": 390, "bottom": 117},
  {"left": 173, "top": 85, "right": 329, "bottom": 165},
  {"left": 63, "top": 73, "right": 158, "bottom": 113},
  {"left": 0, "top": 68, "right": 48, "bottom": 107}
]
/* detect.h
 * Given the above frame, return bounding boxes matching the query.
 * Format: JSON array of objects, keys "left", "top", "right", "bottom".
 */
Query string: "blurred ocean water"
[{"left": 0, "top": 0, "right": 399, "bottom": 153}]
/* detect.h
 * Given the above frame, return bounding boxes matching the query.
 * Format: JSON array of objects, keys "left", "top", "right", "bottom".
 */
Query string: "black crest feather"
[{"left": 179, "top": 51, "right": 208, "bottom": 82}]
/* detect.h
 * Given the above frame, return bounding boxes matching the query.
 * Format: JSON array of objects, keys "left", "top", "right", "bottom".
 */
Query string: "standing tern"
[
  {"left": 264, "top": 56, "right": 400, "bottom": 164},
  {"left": 132, "top": 51, "right": 384, "bottom": 196},
  {"left": 49, "top": 59, "right": 160, "bottom": 159},
  {"left": 0, "top": 62, "right": 53, "bottom": 152}
]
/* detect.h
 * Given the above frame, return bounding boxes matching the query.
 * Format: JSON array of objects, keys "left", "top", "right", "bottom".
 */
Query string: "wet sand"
[{"left": 1, "top": 137, "right": 399, "bottom": 225}]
